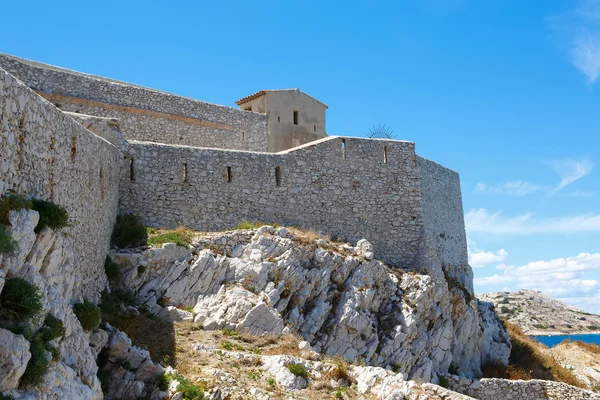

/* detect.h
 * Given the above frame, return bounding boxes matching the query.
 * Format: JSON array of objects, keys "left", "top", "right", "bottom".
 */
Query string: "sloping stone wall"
[
  {"left": 0, "top": 54, "right": 268, "bottom": 152},
  {"left": 120, "top": 136, "right": 424, "bottom": 266},
  {"left": 0, "top": 68, "right": 120, "bottom": 302}
]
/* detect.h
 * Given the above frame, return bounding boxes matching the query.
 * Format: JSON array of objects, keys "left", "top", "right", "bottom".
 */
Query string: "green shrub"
[
  {"left": 20, "top": 336, "right": 50, "bottom": 387},
  {"left": 0, "top": 225, "right": 17, "bottom": 256},
  {"left": 589, "top": 325, "right": 599, "bottom": 331},
  {"left": 147, "top": 227, "right": 193, "bottom": 248},
  {"left": 0, "top": 393, "right": 16, "bottom": 400},
  {"left": 99, "top": 289, "right": 135, "bottom": 316},
  {"left": 104, "top": 256, "right": 119, "bottom": 280},
  {"left": 45, "top": 343, "right": 60, "bottom": 361},
  {"left": 176, "top": 376, "right": 205, "bottom": 400},
  {"left": 0, "top": 278, "right": 43, "bottom": 320},
  {"left": 38, "top": 314, "right": 65, "bottom": 342},
  {"left": 31, "top": 199, "right": 69, "bottom": 232},
  {"left": 448, "top": 363, "right": 459, "bottom": 375},
  {"left": 73, "top": 300, "right": 101, "bottom": 331},
  {"left": 112, "top": 214, "right": 147, "bottom": 248},
  {"left": 287, "top": 362, "right": 309, "bottom": 379},
  {"left": 236, "top": 220, "right": 265, "bottom": 230},
  {"left": 438, "top": 375, "right": 449, "bottom": 388},
  {"left": 0, "top": 193, "right": 32, "bottom": 225}
]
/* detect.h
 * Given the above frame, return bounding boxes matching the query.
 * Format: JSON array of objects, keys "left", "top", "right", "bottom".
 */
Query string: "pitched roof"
[{"left": 235, "top": 89, "right": 329, "bottom": 108}]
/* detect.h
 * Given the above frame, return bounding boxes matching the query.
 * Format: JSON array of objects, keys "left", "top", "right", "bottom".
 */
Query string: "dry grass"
[
  {"left": 563, "top": 339, "right": 600, "bottom": 356},
  {"left": 482, "top": 321, "right": 585, "bottom": 388}
]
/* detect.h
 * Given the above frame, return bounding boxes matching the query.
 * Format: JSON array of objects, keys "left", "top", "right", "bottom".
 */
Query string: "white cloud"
[
  {"left": 469, "top": 249, "right": 508, "bottom": 268},
  {"left": 475, "top": 253, "right": 600, "bottom": 312},
  {"left": 474, "top": 274, "right": 513, "bottom": 285},
  {"left": 475, "top": 181, "right": 546, "bottom": 196},
  {"left": 465, "top": 208, "right": 600, "bottom": 235},
  {"left": 561, "top": 190, "right": 597, "bottom": 197},
  {"left": 548, "top": 158, "right": 594, "bottom": 195}
]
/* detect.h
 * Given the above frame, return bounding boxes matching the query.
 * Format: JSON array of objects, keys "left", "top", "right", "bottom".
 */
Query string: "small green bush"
[
  {"left": 104, "top": 256, "right": 119, "bottom": 280},
  {"left": 73, "top": 300, "right": 101, "bottom": 331},
  {"left": 448, "top": 363, "right": 459, "bottom": 375},
  {"left": 176, "top": 377, "right": 205, "bottom": 400},
  {"left": 45, "top": 342, "right": 60, "bottom": 362},
  {"left": 0, "top": 393, "right": 16, "bottom": 400},
  {"left": 0, "top": 225, "right": 17, "bottom": 256},
  {"left": 112, "top": 214, "right": 147, "bottom": 248},
  {"left": 0, "top": 193, "right": 32, "bottom": 225},
  {"left": 438, "top": 375, "right": 449, "bottom": 388},
  {"left": 147, "top": 231, "right": 191, "bottom": 247},
  {"left": 38, "top": 314, "right": 65, "bottom": 342},
  {"left": 287, "top": 362, "right": 309, "bottom": 379},
  {"left": 31, "top": 199, "right": 69, "bottom": 232},
  {"left": 236, "top": 220, "right": 265, "bottom": 230},
  {"left": 20, "top": 336, "right": 50, "bottom": 387},
  {"left": 99, "top": 289, "right": 135, "bottom": 316},
  {"left": 0, "top": 278, "right": 43, "bottom": 320}
]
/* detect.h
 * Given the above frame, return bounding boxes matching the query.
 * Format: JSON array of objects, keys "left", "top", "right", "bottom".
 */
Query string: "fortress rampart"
[
  {"left": 120, "top": 137, "right": 424, "bottom": 266},
  {"left": 0, "top": 68, "right": 120, "bottom": 301},
  {"left": 0, "top": 54, "right": 268, "bottom": 151},
  {"left": 0, "top": 54, "right": 470, "bottom": 279}
]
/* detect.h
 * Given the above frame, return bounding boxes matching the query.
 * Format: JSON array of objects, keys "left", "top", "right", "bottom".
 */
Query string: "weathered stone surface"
[{"left": 0, "top": 329, "right": 31, "bottom": 391}]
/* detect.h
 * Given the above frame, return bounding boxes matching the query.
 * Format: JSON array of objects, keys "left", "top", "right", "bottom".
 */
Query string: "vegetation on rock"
[
  {"left": 31, "top": 199, "right": 69, "bottom": 232},
  {"left": 20, "top": 336, "right": 50, "bottom": 388},
  {"left": 287, "top": 362, "right": 309, "bottom": 379},
  {"left": 73, "top": 300, "right": 101, "bottom": 331},
  {"left": 0, "top": 224, "right": 17, "bottom": 256},
  {"left": 112, "top": 214, "right": 147, "bottom": 248},
  {"left": 147, "top": 226, "right": 193, "bottom": 247},
  {"left": 0, "top": 277, "right": 43, "bottom": 320},
  {"left": 0, "top": 192, "right": 32, "bottom": 225},
  {"left": 104, "top": 255, "right": 119, "bottom": 280},
  {"left": 39, "top": 314, "right": 66, "bottom": 342}
]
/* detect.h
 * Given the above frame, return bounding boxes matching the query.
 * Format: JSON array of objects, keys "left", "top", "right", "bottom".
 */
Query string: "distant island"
[{"left": 479, "top": 289, "right": 600, "bottom": 336}]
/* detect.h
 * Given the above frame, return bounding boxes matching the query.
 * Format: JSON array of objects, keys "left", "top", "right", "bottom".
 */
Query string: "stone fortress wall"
[
  {"left": 0, "top": 68, "right": 121, "bottom": 302},
  {"left": 120, "top": 137, "right": 424, "bottom": 266},
  {"left": 0, "top": 54, "right": 268, "bottom": 152},
  {"left": 0, "top": 53, "right": 470, "bottom": 274}
]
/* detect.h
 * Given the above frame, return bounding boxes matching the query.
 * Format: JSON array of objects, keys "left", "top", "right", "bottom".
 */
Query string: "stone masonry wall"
[
  {"left": 120, "top": 136, "right": 424, "bottom": 266},
  {"left": 417, "top": 156, "right": 472, "bottom": 290},
  {"left": 0, "top": 68, "right": 120, "bottom": 302},
  {"left": 0, "top": 54, "right": 268, "bottom": 152}
]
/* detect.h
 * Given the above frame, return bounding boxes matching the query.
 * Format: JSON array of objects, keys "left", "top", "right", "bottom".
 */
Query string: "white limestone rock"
[{"left": 0, "top": 328, "right": 31, "bottom": 391}]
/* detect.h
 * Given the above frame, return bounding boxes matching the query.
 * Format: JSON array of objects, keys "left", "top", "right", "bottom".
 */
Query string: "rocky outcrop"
[
  {"left": 447, "top": 375, "right": 600, "bottom": 400},
  {"left": 111, "top": 226, "right": 510, "bottom": 382},
  {"left": 98, "top": 324, "right": 164, "bottom": 400},
  {"left": 479, "top": 289, "right": 600, "bottom": 335},
  {"left": 0, "top": 209, "right": 102, "bottom": 399}
]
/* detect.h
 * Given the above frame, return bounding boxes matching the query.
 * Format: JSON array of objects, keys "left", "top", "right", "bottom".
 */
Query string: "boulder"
[{"left": 0, "top": 328, "right": 31, "bottom": 391}]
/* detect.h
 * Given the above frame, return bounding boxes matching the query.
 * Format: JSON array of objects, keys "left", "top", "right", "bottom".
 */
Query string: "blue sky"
[{"left": 2, "top": 1, "right": 599, "bottom": 311}]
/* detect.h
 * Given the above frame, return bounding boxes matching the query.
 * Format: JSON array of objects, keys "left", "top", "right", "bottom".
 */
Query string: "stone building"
[
  {"left": 236, "top": 89, "right": 328, "bottom": 152},
  {"left": 0, "top": 53, "right": 469, "bottom": 282}
]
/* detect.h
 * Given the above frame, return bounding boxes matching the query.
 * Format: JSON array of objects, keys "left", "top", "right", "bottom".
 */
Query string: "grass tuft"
[
  {"left": 20, "top": 336, "right": 50, "bottom": 388},
  {"left": 147, "top": 226, "right": 193, "bottom": 247},
  {"left": 112, "top": 214, "right": 147, "bottom": 248},
  {"left": 73, "top": 300, "right": 101, "bottom": 331},
  {"left": 287, "top": 362, "right": 309, "bottom": 379},
  {"left": 0, "top": 225, "right": 17, "bottom": 256},
  {"left": 31, "top": 199, "right": 69, "bottom": 232}
]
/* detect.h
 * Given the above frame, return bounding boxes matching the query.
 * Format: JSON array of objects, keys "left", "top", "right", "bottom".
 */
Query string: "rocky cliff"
[{"left": 110, "top": 225, "right": 510, "bottom": 383}]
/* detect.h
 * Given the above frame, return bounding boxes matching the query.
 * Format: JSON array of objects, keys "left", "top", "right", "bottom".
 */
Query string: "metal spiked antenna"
[{"left": 367, "top": 124, "right": 395, "bottom": 139}]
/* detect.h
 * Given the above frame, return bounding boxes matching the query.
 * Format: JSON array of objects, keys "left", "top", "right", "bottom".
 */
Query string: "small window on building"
[
  {"left": 278, "top": 116, "right": 281, "bottom": 123},
  {"left": 242, "top": 131, "right": 245, "bottom": 141},
  {"left": 314, "top": 125, "right": 316, "bottom": 132},
  {"left": 383, "top": 146, "right": 388, "bottom": 164},
  {"left": 129, "top": 159, "right": 135, "bottom": 182},
  {"left": 275, "top": 166, "right": 281, "bottom": 187},
  {"left": 226, "top": 166, "right": 232, "bottom": 182},
  {"left": 293, "top": 111, "right": 299, "bottom": 125},
  {"left": 183, "top": 163, "right": 188, "bottom": 182}
]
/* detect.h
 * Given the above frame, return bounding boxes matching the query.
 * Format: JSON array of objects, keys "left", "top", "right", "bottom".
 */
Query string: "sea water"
[{"left": 534, "top": 333, "right": 600, "bottom": 348}]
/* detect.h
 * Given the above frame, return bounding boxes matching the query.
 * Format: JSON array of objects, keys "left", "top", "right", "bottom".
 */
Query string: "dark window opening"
[
  {"left": 183, "top": 163, "right": 188, "bottom": 182},
  {"left": 341, "top": 138, "right": 346, "bottom": 159},
  {"left": 226, "top": 166, "right": 232, "bottom": 182},
  {"left": 293, "top": 110, "right": 299, "bottom": 125},
  {"left": 383, "top": 146, "right": 388, "bottom": 164},
  {"left": 275, "top": 166, "right": 281, "bottom": 187},
  {"left": 314, "top": 125, "right": 316, "bottom": 132},
  {"left": 71, "top": 136, "right": 77, "bottom": 161},
  {"left": 278, "top": 116, "right": 281, "bottom": 122},
  {"left": 242, "top": 131, "right": 245, "bottom": 141},
  {"left": 129, "top": 159, "right": 135, "bottom": 182}
]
